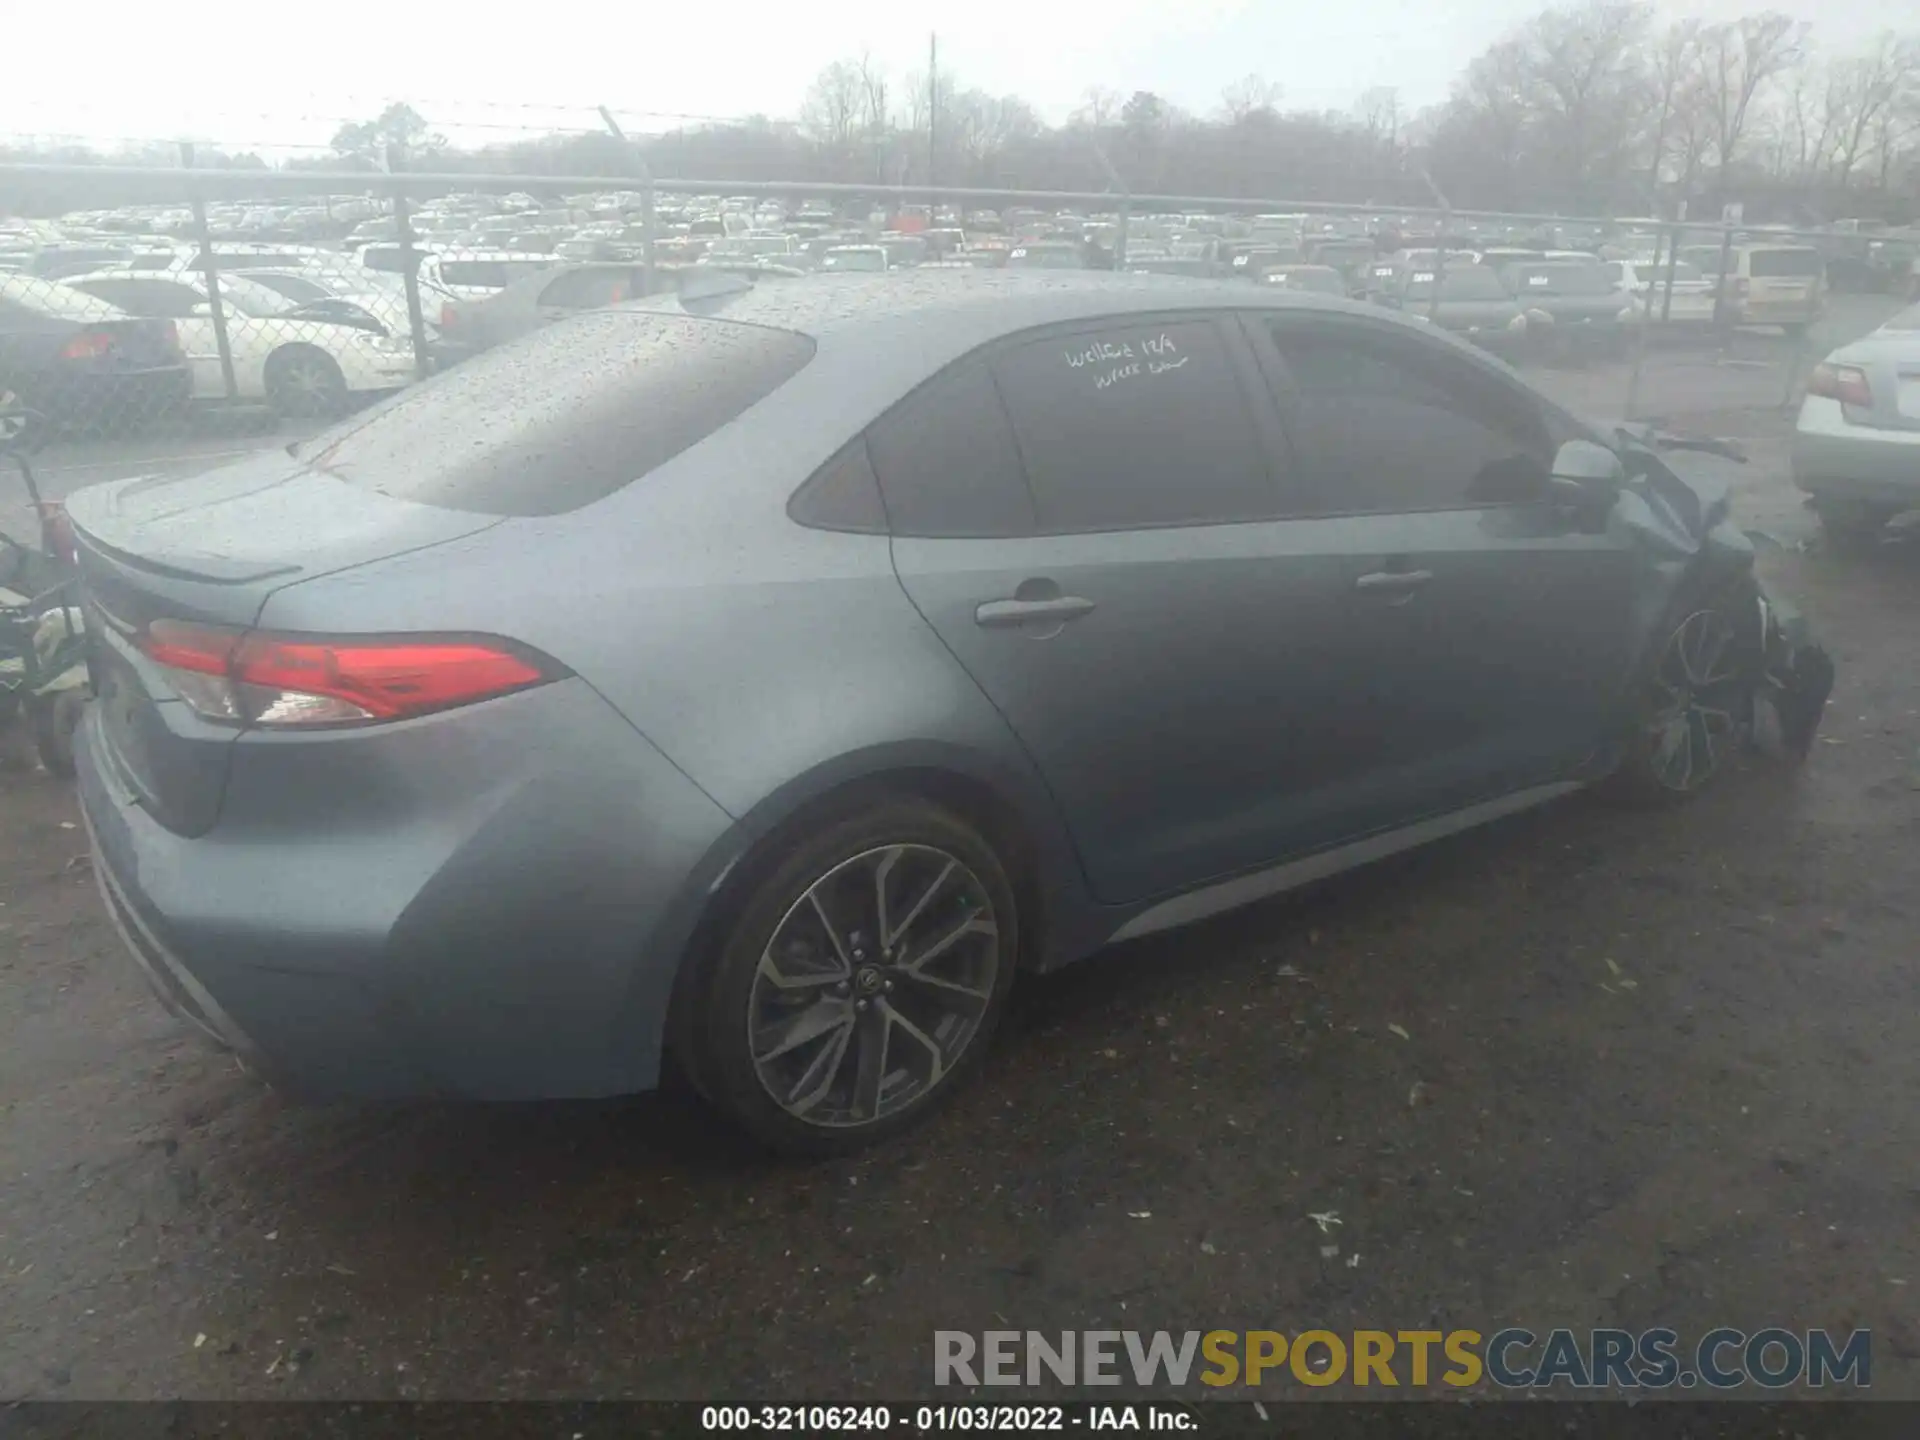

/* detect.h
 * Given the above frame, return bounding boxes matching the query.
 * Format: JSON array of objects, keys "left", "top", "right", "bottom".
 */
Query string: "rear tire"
[
  {"left": 682, "top": 797, "right": 1019, "bottom": 1156},
  {"left": 1611, "top": 577, "right": 1762, "bottom": 806},
  {"left": 31, "top": 690, "right": 85, "bottom": 780},
  {"left": 1814, "top": 501, "right": 1891, "bottom": 554},
  {"left": 264, "top": 346, "right": 347, "bottom": 419}
]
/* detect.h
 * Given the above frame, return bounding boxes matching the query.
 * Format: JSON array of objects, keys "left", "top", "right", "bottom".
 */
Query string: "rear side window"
[
  {"left": 867, "top": 358, "right": 1036, "bottom": 538},
  {"left": 1749, "top": 248, "right": 1822, "bottom": 278},
  {"left": 990, "top": 319, "right": 1276, "bottom": 531},
  {"left": 303, "top": 311, "right": 815, "bottom": 517}
]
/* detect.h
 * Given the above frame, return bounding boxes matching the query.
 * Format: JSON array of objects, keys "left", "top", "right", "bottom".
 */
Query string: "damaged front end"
[{"left": 1602, "top": 422, "right": 1835, "bottom": 766}]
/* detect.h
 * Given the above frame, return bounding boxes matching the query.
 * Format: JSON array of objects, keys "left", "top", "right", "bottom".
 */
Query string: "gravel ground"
[{"left": 2, "top": 303, "right": 1917, "bottom": 1404}]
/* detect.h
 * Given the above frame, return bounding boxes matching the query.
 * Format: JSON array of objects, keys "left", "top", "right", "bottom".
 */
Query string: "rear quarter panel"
[{"left": 253, "top": 365, "right": 1097, "bottom": 963}]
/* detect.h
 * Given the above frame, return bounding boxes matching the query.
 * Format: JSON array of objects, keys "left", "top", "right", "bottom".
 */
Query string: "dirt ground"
[{"left": 3, "top": 344, "right": 1919, "bottom": 1403}]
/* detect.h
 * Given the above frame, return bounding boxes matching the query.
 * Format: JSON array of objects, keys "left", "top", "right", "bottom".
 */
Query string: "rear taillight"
[
  {"left": 1805, "top": 363, "right": 1872, "bottom": 408},
  {"left": 59, "top": 330, "right": 114, "bottom": 360},
  {"left": 158, "top": 320, "right": 181, "bottom": 356},
  {"left": 36, "top": 503, "right": 77, "bottom": 565},
  {"left": 439, "top": 302, "right": 458, "bottom": 328},
  {"left": 139, "top": 622, "right": 557, "bottom": 728}
]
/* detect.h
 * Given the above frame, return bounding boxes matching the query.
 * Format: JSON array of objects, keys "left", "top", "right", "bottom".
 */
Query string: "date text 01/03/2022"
[{"left": 699, "top": 1405, "right": 1197, "bottom": 1432}]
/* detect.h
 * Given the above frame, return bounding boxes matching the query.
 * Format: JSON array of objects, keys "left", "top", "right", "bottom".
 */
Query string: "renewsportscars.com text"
[{"left": 933, "top": 1328, "right": 1871, "bottom": 1390}]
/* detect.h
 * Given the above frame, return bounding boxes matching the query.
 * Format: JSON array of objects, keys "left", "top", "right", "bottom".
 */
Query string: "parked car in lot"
[
  {"left": 1604, "top": 259, "right": 1716, "bottom": 325},
  {"left": 66, "top": 272, "right": 1829, "bottom": 1154},
  {"left": 1791, "top": 302, "right": 1920, "bottom": 546},
  {"left": 1381, "top": 264, "right": 1531, "bottom": 358},
  {"left": 360, "top": 249, "right": 553, "bottom": 304},
  {"left": 431, "top": 261, "right": 687, "bottom": 362},
  {"left": 1683, "top": 244, "right": 1827, "bottom": 333},
  {"left": 1501, "top": 261, "right": 1638, "bottom": 358},
  {"left": 60, "top": 271, "right": 417, "bottom": 415},
  {"left": 0, "top": 274, "right": 190, "bottom": 434},
  {"left": 223, "top": 268, "right": 435, "bottom": 344}
]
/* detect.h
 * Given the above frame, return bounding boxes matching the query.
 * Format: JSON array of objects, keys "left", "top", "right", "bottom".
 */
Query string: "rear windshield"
[
  {"left": 1509, "top": 264, "right": 1614, "bottom": 296},
  {"left": 0, "top": 275, "right": 125, "bottom": 321},
  {"left": 301, "top": 311, "right": 815, "bottom": 517},
  {"left": 1748, "top": 248, "right": 1822, "bottom": 278},
  {"left": 1404, "top": 267, "right": 1508, "bottom": 300}
]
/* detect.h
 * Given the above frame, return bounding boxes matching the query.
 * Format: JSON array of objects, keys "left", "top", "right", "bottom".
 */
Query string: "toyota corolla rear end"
[{"left": 66, "top": 308, "right": 814, "bottom": 1101}]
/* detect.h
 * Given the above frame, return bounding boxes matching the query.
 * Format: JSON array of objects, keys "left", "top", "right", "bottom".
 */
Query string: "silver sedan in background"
[{"left": 1793, "top": 303, "right": 1920, "bottom": 545}]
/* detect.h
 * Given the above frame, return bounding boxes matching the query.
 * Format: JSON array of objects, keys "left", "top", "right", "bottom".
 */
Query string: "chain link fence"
[{"left": 3, "top": 162, "right": 1915, "bottom": 453}]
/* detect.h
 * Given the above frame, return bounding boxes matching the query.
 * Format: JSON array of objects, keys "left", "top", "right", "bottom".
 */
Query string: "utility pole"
[{"left": 927, "top": 32, "right": 938, "bottom": 191}]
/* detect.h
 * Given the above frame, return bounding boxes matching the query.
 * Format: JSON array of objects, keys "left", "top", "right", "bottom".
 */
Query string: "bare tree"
[
  {"left": 1219, "top": 74, "right": 1283, "bottom": 124},
  {"left": 1355, "top": 87, "right": 1402, "bottom": 152},
  {"left": 799, "top": 60, "right": 863, "bottom": 163},
  {"left": 1517, "top": 0, "right": 1652, "bottom": 205},
  {"left": 1073, "top": 87, "right": 1123, "bottom": 130},
  {"left": 1698, "top": 12, "right": 1808, "bottom": 185},
  {"left": 1643, "top": 20, "right": 1706, "bottom": 204}
]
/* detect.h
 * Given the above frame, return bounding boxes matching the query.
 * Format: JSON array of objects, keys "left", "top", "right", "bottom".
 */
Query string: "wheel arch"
[{"left": 653, "top": 742, "right": 1098, "bottom": 1095}]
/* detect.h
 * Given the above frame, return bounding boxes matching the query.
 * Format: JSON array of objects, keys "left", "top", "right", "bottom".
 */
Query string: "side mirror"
[{"left": 1548, "top": 439, "right": 1626, "bottom": 505}]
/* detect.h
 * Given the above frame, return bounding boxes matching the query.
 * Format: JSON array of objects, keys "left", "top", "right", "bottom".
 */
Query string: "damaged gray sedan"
[{"left": 67, "top": 273, "right": 1832, "bottom": 1155}]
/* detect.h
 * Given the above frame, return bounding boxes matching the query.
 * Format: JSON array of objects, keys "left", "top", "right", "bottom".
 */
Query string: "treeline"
[{"left": 5, "top": 4, "right": 1917, "bottom": 223}]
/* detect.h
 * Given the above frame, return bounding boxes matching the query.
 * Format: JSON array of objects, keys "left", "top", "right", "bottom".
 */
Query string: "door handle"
[
  {"left": 1354, "top": 569, "right": 1434, "bottom": 594},
  {"left": 974, "top": 595, "right": 1097, "bottom": 628}
]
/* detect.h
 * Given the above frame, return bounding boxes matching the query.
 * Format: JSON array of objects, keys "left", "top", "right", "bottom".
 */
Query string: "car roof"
[{"left": 637, "top": 270, "right": 1359, "bottom": 342}]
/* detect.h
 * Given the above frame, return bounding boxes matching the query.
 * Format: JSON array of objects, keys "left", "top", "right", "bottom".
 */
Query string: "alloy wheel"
[
  {"left": 747, "top": 844, "right": 1001, "bottom": 1129},
  {"left": 1644, "top": 608, "right": 1744, "bottom": 793}
]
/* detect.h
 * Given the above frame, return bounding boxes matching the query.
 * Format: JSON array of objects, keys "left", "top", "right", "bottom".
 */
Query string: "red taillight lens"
[
  {"left": 36, "top": 503, "right": 77, "bottom": 565},
  {"left": 140, "top": 621, "right": 555, "bottom": 727},
  {"left": 59, "top": 330, "right": 114, "bottom": 360},
  {"left": 1806, "top": 363, "right": 1872, "bottom": 408},
  {"left": 439, "top": 302, "right": 458, "bottom": 328},
  {"left": 158, "top": 319, "right": 180, "bottom": 356}
]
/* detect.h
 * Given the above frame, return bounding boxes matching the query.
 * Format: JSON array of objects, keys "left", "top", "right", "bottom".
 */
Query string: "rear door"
[
  {"left": 1247, "top": 312, "right": 1642, "bottom": 818},
  {"left": 881, "top": 316, "right": 1369, "bottom": 904}
]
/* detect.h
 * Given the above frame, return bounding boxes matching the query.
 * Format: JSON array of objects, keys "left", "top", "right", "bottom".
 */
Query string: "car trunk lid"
[{"left": 66, "top": 446, "right": 499, "bottom": 836}]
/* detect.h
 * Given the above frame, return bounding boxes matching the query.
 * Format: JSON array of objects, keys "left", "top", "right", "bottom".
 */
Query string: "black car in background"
[
  {"left": 1380, "top": 265, "right": 1532, "bottom": 359},
  {"left": 0, "top": 274, "right": 191, "bottom": 435},
  {"left": 1504, "top": 261, "right": 1638, "bottom": 359}
]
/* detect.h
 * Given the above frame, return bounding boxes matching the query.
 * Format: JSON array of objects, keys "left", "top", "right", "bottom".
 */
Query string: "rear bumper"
[
  {"left": 75, "top": 677, "right": 739, "bottom": 1101},
  {"left": 26, "top": 366, "right": 192, "bottom": 425},
  {"left": 1792, "top": 397, "right": 1920, "bottom": 508}
]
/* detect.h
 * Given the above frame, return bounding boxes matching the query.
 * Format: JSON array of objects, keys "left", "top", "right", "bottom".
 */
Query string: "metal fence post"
[
  {"left": 597, "top": 107, "right": 654, "bottom": 295},
  {"left": 1115, "top": 190, "right": 1130, "bottom": 269},
  {"left": 181, "top": 142, "right": 238, "bottom": 402},
  {"left": 1659, "top": 213, "right": 1681, "bottom": 325},
  {"left": 387, "top": 147, "right": 432, "bottom": 381},
  {"left": 1622, "top": 225, "right": 1662, "bottom": 421}
]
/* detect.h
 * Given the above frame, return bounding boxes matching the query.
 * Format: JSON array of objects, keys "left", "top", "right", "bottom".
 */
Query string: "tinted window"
[
  {"left": 1509, "top": 264, "right": 1615, "bottom": 296},
  {"left": 992, "top": 319, "right": 1275, "bottom": 531},
  {"left": 787, "top": 439, "right": 889, "bottom": 534},
  {"left": 68, "top": 278, "right": 203, "bottom": 318},
  {"left": 867, "top": 358, "right": 1035, "bottom": 538},
  {"left": 1269, "top": 322, "right": 1551, "bottom": 513},
  {"left": 536, "top": 268, "right": 642, "bottom": 309},
  {"left": 301, "top": 312, "right": 814, "bottom": 517},
  {"left": 238, "top": 272, "right": 331, "bottom": 303},
  {"left": 1403, "top": 267, "right": 1509, "bottom": 301},
  {"left": 1749, "top": 248, "right": 1822, "bottom": 278}
]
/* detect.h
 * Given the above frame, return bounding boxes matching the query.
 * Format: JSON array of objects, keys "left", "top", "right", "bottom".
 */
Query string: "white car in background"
[
  {"left": 358, "top": 248, "right": 555, "bottom": 305},
  {"left": 59, "top": 270, "right": 417, "bottom": 415},
  {"left": 224, "top": 267, "right": 440, "bottom": 347},
  {"left": 1606, "top": 258, "right": 1718, "bottom": 324}
]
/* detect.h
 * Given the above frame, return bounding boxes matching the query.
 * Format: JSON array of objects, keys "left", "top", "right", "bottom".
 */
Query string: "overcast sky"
[{"left": 0, "top": 0, "right": 1913, "bottom": 154}]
